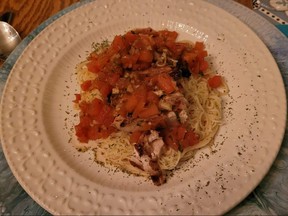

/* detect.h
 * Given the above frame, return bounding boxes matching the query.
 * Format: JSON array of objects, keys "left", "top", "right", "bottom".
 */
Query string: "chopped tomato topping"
[
  {"left": 138, "top": 50, "right": 153, "bottom": 63},
  {"left": 121, "top": 54, "right": 139, "bottom": 68},
  {"left": 86, "top": 52, "right": 112, "bottom": 73},
  {"left": 123, "top": 31, "right": 139, "bottom": 46},
  {"left": 94, "top": 103, "right": 115, "bottom": 126},
  {"left": 132, "top": 97, "right": 146, "bottom": 118},
  {"left": 75, "top": 28, "right": 215, "bottom": 150},
  {"left": 111, "top": 35, "right": 126, "bottom": 52},
  {"left": 81, "top": 80, "right": 92, "bottom": 91},
  {"left": 161, "top": 125, "right": 199, "bottom": 151},
  {"left": 155, "top": 73, "right": 176, "bottom": 94},
  {"left": 130, "top": 130, "right": 143, "bottom": 144},
  {"left": 92, "top": 80, "right": 112, "bottom": 98},
  {"left": 84, "top": 98, "right": 103, "bottom": 117},
  {"left": 138, "top": 103, "right": 159, "bottom": 119},
  {"left": 194, "top": 41, "right": 205, "bottom": 51},
  {"left": 182, "top": 51, "right": 197, "bottom": 63},
  {"left": 75, "top": 124, "right": 89, "bottom": 143},
  {"left": 106, "top": 72, "right": 120, "bottom": 86},
  {"left": 169, "top": 42, "right": 186, "bottom": 59},
  {"left": 146, "top": 91, "right": 159, "bottom": 104},
  {"left": 182, "top": 130, "right": 199, "bottom": 148},
  {"left": 200, "top": 60, "right": 209, "bottom": 72},
  {"left": 208, "top": 75, "right": 222, "bottom": 88},
  {"left": 176, "top": 125, "right": 187, "bottom": 141},
  {"left": 124, "top": 94, "right": 138, "bottom": 113}
]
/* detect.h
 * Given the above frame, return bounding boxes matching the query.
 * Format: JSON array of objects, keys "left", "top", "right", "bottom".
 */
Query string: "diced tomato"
[
  {"left": 194, "top": 42, "right": 209, "bottom": 72},
  {"left": 124, "top": 31, "right": 139, "bottom": 46},
  {"left": 194, "top": 41, "right": 205, "bottom": 51},
  {"left": 124, "top": 94, "right": 138, "bottom": 113},
  {"left": 189, "top": 61, "right": 200, "bottom": 75},
  {"left": 78, "top": 101, "right": 88, "bottom": 112},
  {"left": 133, "top": 38, "right": 145, "bottom": 50},
  {"left": 161, "top": 125, "right": 199, "bottom": 151},
  {"left": 182, "top": 130, "right": 199, "bottom": 148},
  {"left": 131, "top": 85, "right": 147, "bottom": 118},
  {"left": 156, "top": 73, "right": 176, "bottom": 94},
  {"left": 101, "top": 62, "right": 123, "bottom": 76},
  {"left": 135, "top": 34, "right": 154, "bottom": 49},
  {"left": 106, "top": 72, "right": 120, "bottom": 86},
  {"left": 87, "top": 52, "right": 111, "bottom": 73},
  {"left": 130, "top": 130, "right": 143, "bottom": 144},
  {"left": 75, "top": 124, "right": 89, "bottom": 143},
  {"left": 97, "top": 70, "right": 114, "bottom": 83},
  {"left": 154, "top": 36, "right": 165, "bottom": 49},
  {"left": 79, "top": 115, "right": 92, "bottom": 127},
  {"left": 198, "top": 50, "right": 208, "bottom": 60},
  {"left": 93, "top": 80, "right": 112, "bottom": 98},
  {"left": 116, "top": 78, "right": 130, "bottom": 90},
  {"left": 87, "top": 60, "right": 101, "bottom": 73},
  {"left": 146, "top": 91, "right": 159, "bottom": 104},
  {"left": 87, "top": 124, "right": 101, "bottom": 140},
  {"left": 153, "top": 30, "right": 178, "bottom": 52},
  {"left": 176, "top": 125, "right": 187, "bottom": 141},
  {"left": 208, "top": 75, "right": 222, "bottom": 88},
  {"left": 159, "top": 30, "right": 178, "bottom": 42},
  {"left": 111, "top": 35, "right": 126, "bottom": 52},
  {"left": 138, "top": 50, "right": 153, "bottom": 63},
  {"left": 100, "top": 84, "right": 112, "bottom": 98},
  {"left": 182, "top": 51, "right": 197, "bottom": 63},
  {"left": 182, "top": 52, "right": 198, "bottom": 74},
  {"left": 121, "top": 54, "right": 139, "bottom": 68},
  {"left": 139, "top": 103, "right": 159, "bottom": 118},
  {"left": 182, "top": 43, "right": 208, "bottom": 74},
  {"left": 132, "top": 62, "right": 151, "bottom": 71},
  {"left": 167, "top": 31, "right": 178, "bottom": 41},
  {"left": 81, "top": 80, "right": 92, "bottom": 91},
  {"left": 165, "top": 40, "right": 175, "bottom": 50},
  {"left": 200, "top": 60, "right": 209, "bottom": 72},
  {"left": 94, "top": 103, "right": 115, "bottom": 126},
  {"left": 169, "top": 42, "right": 186, "bottom": 59},
  {"left": 117, "top": 103, "right": 128, "bottom": 117},
  {"left": 87, "top": 98, "right": 104, "bottom": 117},
  {"left": 132, "top": 97, "right": 146, "bottom": 118},
  {"left": 101, "top": 126, "right": 116, "bottom": 138}
]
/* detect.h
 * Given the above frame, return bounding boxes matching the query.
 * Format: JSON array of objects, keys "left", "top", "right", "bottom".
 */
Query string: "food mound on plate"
[{"left": 73, "top": 28, "right": 227, "bottom": 185}]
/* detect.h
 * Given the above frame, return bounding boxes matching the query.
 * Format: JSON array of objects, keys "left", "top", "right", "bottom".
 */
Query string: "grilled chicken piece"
[
  {"left": 113, "top": 115, "right": 143, "bottom": 132},
  {"left": 129, "top": 130, "right": 166, "bottom": 185},
  {"left": 158, "top": 92, "right": 188, "bottom": 111},
  {"left": 137, "top": 66, "right": 172, "bottom": 76}
]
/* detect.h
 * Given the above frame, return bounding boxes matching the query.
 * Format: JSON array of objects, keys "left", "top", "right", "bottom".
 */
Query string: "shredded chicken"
[{"left": 130, "top": 130, "right": 166, "bottom": 185}]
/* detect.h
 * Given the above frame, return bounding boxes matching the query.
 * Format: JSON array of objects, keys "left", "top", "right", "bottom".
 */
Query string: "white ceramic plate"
[{"left": 0, "top": 0, "right": 286, "bottom": 215}]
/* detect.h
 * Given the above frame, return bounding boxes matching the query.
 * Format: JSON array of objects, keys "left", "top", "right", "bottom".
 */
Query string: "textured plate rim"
[{"left": 0, "top": 0, "right": 287, "bottom": 215}]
